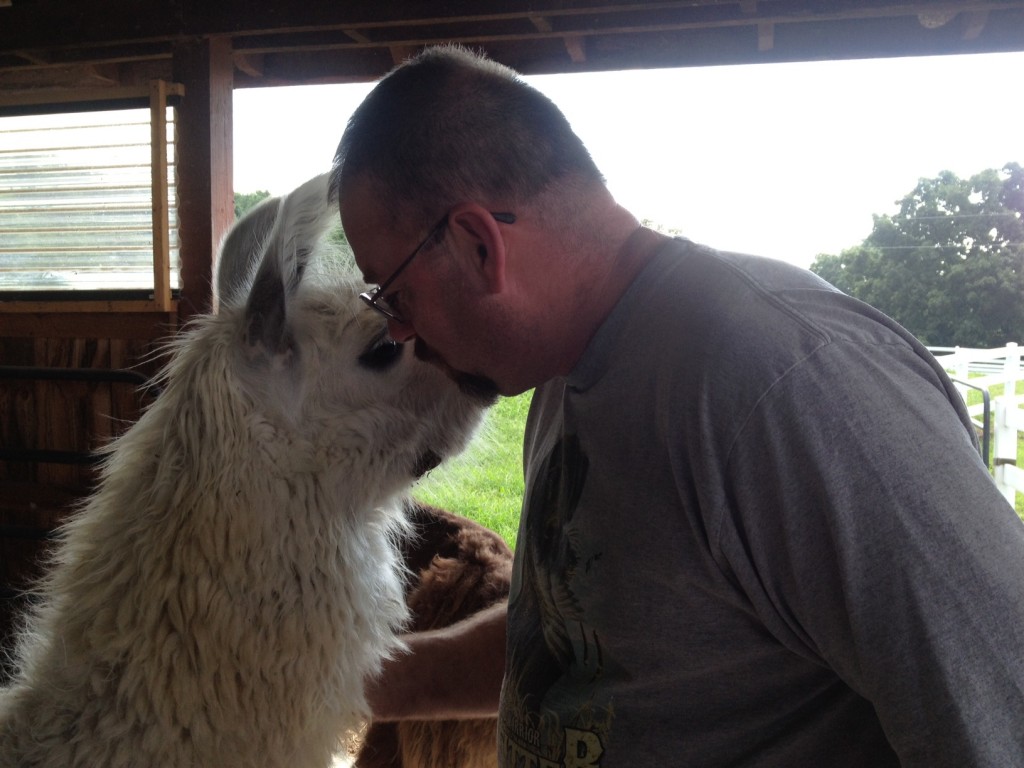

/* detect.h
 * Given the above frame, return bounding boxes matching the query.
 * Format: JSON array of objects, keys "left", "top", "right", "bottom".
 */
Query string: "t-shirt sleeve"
[{"left": 714, "top": 339, "right": 1024, "bottom": 766}]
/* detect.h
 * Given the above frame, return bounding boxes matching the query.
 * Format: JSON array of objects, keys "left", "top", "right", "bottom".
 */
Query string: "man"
[{"left": 330, "top": 45, "right": 1024, "bottom": 767}]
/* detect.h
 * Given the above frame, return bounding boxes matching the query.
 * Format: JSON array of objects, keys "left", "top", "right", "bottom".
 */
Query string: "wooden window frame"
[{"left": 0, "top": 81, "right": 184, "bottom": 315}]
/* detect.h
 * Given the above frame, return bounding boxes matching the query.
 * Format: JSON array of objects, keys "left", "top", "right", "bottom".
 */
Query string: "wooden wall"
[{"left": 0, "top": 311, "right": 176, "bottom": 679}]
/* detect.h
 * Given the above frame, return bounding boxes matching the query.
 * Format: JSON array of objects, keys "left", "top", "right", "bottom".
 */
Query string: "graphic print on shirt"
[{"left": 500, "top": 433, "right": 614, "bottom": 768}]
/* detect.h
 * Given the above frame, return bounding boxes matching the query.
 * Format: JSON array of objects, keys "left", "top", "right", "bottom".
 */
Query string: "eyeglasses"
[{"left": 359, "top": 211, "right": 516, "bottom": 324}]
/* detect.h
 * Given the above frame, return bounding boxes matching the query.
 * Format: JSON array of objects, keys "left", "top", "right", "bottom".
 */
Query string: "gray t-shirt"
[{"left": 498, "top": 238, "right": 1024, "bottom": 766}]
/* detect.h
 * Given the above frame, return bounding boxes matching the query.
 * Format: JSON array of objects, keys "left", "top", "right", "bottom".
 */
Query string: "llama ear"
[
  {"left": 243, "top": 173, "right": 336, "bottom": 364},
  {"left": 215, "top": 194, "right": 282, "bottom": 309}
]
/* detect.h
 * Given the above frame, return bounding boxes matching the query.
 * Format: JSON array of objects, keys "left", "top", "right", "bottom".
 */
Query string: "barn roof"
[{"left": 2, "top": 1, "right": 1024, "bottom": 94}]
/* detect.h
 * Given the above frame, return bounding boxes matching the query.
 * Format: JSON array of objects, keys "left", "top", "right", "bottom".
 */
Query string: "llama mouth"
[
  {"left": 413, "top": 449, "right": 442, "bottom": 478},
  {"left": 414, "top": 339, "right": 499, "bottom": 405}
]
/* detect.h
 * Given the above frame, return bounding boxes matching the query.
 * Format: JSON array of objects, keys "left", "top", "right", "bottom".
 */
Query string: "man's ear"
[{"left": 447, "top": 203, "right": 508, "bottom": 294}]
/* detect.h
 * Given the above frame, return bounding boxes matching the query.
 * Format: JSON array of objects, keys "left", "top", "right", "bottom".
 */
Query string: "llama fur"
[
  {"left": 0, "top": 173, "right": 492, "bottom": 768},
  {"left": 354, "top": 501, "right": 511, "bottom": 768}
]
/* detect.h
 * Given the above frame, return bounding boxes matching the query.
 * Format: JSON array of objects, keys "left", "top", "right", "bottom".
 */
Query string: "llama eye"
[{"left": 358, "top": 337, "right": 404, "bottom": 371}]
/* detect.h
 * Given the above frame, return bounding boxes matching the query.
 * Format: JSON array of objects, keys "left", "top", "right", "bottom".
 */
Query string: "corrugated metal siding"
[{"left": 0, "top": 108, "right": 179, "bottom": 291}]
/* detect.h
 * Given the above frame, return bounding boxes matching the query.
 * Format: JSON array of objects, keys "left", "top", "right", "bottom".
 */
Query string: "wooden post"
[
  {"left": 172, "top": 36, "right": 234, "bottom": 322},
  {"left": 149, "top": 79, "right": 173, "bottom": 312}
]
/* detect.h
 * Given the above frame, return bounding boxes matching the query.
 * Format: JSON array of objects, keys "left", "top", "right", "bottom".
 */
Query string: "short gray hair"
[{"left": 330, "top": 45, "right": 604, "bottom": 224}]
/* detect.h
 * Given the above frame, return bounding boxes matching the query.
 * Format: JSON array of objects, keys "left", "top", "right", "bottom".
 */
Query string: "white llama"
[{"left": 0, "top": 174, "right": 493, "bottom": 768}]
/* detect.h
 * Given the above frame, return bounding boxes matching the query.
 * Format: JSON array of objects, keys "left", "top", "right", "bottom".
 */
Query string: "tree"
[
  {"left": 234, "top": 190, "right": 271, "bottom": 219},
  {"left": 811, "top": 163, "right": 1024, "bottom": 347}
]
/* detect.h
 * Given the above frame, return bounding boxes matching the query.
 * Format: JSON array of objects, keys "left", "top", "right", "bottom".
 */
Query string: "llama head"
[{"left": 213, "top": 174, "right": 494, "bottom": 499}]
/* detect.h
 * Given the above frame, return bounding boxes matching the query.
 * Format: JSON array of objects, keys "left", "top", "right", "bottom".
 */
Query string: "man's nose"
[{"left": 387, "top": 317, "right": 416, "bottom": 343}]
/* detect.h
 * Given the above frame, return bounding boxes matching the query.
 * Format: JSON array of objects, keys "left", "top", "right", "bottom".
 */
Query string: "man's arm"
[
  {"left": 366, "top": 599, "right": 508, "bottom": 721},
  {"left": 724, "top": 342, "right": 1024, "bottom": 764}
]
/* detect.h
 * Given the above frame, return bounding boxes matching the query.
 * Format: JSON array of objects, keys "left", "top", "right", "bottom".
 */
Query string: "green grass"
[{"left": 413, "top": 391, "right": 533, "bottom": 548}]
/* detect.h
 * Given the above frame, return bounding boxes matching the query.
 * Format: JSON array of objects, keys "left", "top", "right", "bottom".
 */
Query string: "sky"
[{"left": 233, "top": 51, "right": 1024, "bottom": 269}]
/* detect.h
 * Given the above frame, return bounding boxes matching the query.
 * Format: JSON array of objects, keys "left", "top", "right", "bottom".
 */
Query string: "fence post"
[
  {"left": 1003, "top": 342, "right": 1020, "bottom": 398},
  {"left": 952, "top": 346, "right": 969, "bottom": 403},
  {"left": 993, "top": 395, "right": 1021, "bottom": 506}
]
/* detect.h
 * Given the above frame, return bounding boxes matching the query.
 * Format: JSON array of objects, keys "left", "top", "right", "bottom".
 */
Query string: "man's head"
[{"left": 331, "top": 45, "right": 621, "bottom": 397}]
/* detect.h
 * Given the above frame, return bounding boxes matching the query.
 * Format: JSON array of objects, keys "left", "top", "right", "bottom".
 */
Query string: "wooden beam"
[
  {"left": 172, "top": 36, "right": 233, "bottom": 322},
  {"left": 0, "top": 81, "right": 184, "bottom": 119},
  {"left": 343, "top": 28, "right": 372, "bottom": 44},
  {"left": 0, "top": 311, "right": 178, "bottom": 339},
  {"left": 233, "top": 52, "right": 264, "bottom": 78},
  {"left": 917, "top": 10, "right": 958, "bottom": 28},
  {"left": 529, "top": 15, "right": 554, "bottom": 33},
  {"left": 563, "top": 34, "right": 586, "bottom": 62},
  {"left": 13, "top": 50, "right": 51, "bottom": 65},
  {"left": 7, "top": 2, "right": 1022, "bottom": 53},
  {"left": 3, "top": 2, "right": 1024, "bottom": 86},
  {"left": 389, "top": 45, "right": 418, "bottom": 65},
  {"left": 963, "top": 9, "right": 990, "bottom": 38},
  {"left": 226, "top": 3, "right": 1024, "bottom": 59}
]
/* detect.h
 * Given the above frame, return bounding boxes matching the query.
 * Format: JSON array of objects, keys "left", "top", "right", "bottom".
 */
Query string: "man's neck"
[{"left": 556, "top": 219, "right": 672, "bottom": 378}]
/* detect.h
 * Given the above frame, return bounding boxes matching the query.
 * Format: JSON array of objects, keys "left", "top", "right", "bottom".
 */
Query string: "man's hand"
[{"left": 366, "top": 600, "right": 508, "bottom": 721}]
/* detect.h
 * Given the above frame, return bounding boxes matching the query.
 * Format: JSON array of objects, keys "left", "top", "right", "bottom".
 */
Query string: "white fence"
[{"left": 929, "top": 343, "right": 1022, "bottom": 506}]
